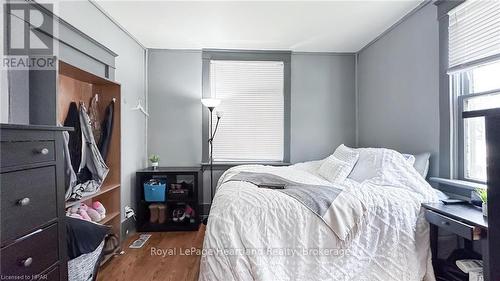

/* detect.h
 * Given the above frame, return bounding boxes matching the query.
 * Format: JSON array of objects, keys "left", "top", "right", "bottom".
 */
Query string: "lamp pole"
[
  {"left": 201, "top": 98, "right": 221, "bottom": 225},
  {"left": 208, "top": 108, "right": 221, "bottom": 202},
  {"left": 208, "top": 107, "right": 214, "bottom": 201}
]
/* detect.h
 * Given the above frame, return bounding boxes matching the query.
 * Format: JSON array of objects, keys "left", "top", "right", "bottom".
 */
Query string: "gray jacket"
[{"left": 66, "top": 103, "right": 109, "bottom": 201}]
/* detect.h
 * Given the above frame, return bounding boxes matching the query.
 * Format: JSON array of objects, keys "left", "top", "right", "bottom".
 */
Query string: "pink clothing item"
[
  {"left": 92, "top": 201, "right": 106, "bottom": 216},
  {"left": 78, "top": 209, "right": 91, "bottom": 221}
]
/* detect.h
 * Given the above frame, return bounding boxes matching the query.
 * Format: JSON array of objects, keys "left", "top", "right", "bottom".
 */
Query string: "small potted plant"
[
  {"left": 476, "top": 188, "right": 488, "bottom": 217},
  {"left": 149, "top": 154, "right": 160, "bottom": 170}
]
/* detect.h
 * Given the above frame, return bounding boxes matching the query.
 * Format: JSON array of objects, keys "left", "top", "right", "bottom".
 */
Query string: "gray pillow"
[{"left": 413, "top": 153, "right": 431, "bottom": 178}]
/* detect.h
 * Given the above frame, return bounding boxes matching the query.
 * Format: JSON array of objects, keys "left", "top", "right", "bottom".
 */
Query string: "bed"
[{"left": 199, "top": 147, "right": 440, "bottom": 281}]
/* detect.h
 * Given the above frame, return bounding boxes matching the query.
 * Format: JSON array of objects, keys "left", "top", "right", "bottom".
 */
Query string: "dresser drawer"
[
  {"left": 1, "top": 140, "right": 55, "bottom": 169},
  {"left": 425, "top": 210, "right": 483, "bottom": 240},
  {"left": 1, "top": 166, "right": 58, "bottom": 244},
  {"left": 0, "top": 224, "right": 59, "bottom": 277}
]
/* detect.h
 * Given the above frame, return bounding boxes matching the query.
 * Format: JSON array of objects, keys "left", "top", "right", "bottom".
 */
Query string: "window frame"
[
  {"left": 436, "top": 0, "right": 499, "bottom": 188},
  {"left": 452, "top": 70, "right": 500, "bottom": 184},
  {"left": 452, "top": 71, "right": 470, "bottom": 182},
  {"left": 201, "top": 49, "right": 291, "bottom": 163}
]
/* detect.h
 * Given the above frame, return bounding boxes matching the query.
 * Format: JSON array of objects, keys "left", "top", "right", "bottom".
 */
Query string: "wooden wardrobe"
[{"left": 58, "top": 61, "right": 122, "bottom": 264}]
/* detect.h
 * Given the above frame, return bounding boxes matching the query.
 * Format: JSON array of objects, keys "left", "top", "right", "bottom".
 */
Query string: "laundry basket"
[
  {"left": 66, "top": 217, "right": 114, "bottom": 281},
  {"left": 68, "top": 241, "right": 105, "bottom": 281}
]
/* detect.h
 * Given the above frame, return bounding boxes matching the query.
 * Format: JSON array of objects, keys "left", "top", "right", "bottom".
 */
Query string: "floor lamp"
[{"left": 201, "top": 98, "right": 221, "bottom": 223}]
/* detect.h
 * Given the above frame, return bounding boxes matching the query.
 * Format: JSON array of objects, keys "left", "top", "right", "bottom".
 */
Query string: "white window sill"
[{"left": 429, "top": 177, "right": 487, "bottom": 190}]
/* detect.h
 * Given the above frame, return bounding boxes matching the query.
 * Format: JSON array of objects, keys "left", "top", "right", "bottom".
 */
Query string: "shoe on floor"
[
  {"left": 157, "top": 204, "right": 166, "bottom": 224},
  {"left": 149, "top": 203, "right": 159, "bottom": 223}
]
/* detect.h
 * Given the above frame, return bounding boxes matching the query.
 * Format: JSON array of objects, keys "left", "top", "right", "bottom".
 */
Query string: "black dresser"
[{"left": 0, "top": 124, "right": 70, "bottom": 281}]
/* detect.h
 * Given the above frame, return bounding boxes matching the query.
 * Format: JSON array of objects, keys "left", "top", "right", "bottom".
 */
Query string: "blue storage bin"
[{"left": 144, "top": 181, "right": 167, "bottom": 202}]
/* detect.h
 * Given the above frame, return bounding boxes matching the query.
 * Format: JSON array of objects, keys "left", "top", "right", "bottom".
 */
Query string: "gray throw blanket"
[{"left": 226, "top": 171, "right": 364, "bottom": 240}]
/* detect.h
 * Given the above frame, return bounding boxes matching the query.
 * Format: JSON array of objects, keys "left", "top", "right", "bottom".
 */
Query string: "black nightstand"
[
  {"left": 136, "top": 167, "right": 201, "bottom": 232},
  {"left": 422, "top": 202, "right": 488, "bottom": 280}
]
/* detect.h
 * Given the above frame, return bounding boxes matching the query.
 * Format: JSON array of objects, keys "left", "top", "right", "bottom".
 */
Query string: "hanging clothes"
[
  {"left": 62, "top": 130, "right": 78, "bottom": 201},
  {"left": 98, "top": 100, "right": 114, "bottom": 161},
  {"left": 89, "top": 94, "right": 102, "bottom": 145},
  {"left": 64, "top": 102, "right": 82, "bottom": 174},
  {"left": 68, "top": 103, "right": 109, "bottom": 201}
]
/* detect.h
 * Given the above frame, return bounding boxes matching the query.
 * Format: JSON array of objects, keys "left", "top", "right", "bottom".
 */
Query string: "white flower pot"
[
  {"left": 483, "top": 202, "right": 488, "bottom": 217},
  {"left": 151, "top": 162, "right": 159, "bottom": 170}
]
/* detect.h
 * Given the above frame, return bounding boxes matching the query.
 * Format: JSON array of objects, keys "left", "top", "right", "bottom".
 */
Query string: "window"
[
  {"left": 448, "top": 0, "right": 500, "bottom": 183},
  {"left": 452, "top": 62, "right": 500, "bottom": 182},
  {"left": 202, "top": 50, "right": 291, "bottom": 163}
]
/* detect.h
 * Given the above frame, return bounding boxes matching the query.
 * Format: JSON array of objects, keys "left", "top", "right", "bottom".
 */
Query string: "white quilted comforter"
[{"left": 199, "top": 150, "right": 438, "bottom": 281}]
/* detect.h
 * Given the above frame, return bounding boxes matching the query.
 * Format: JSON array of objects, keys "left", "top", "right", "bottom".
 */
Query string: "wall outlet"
[{"left": 121, "top": 216, "right": 136, "bottom": 240}]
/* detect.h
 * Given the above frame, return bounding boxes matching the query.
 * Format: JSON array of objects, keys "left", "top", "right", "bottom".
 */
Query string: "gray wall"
[
  {"left": 55, "top": 1, "right": 147, "bottom": 221},
  {"left": 291, "top": 53, "right": 356, "bottom": 163},
  {"left": 147, "top": 50, "right": 356, "bottom": 204},
  {"left": 357, "top": 4, "right": 440, "bottom": 176},
  {"left": 147, "top": 50, "right": 202, "bottom": 166},
  {"left": 147, "top": 50, "right": 356, "bottom": 166}
]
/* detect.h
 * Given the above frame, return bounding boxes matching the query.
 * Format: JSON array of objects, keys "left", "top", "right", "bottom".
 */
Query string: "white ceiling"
[{"left": 95, "top": 0, "right": 423, "bottom": 52}]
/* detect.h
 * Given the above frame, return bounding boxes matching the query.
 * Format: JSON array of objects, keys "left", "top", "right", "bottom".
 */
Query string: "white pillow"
[
  {"left": 292, "top": 160, "right": 324, "bottom": 176},
  {"left": 318, "top": 144, "right": 359, "bottom": 184},
  {"left": 402, "top": 153, "right": 416, "bottom": 165},
  {"left": 413, "top": 153, "right": 431, "bottom": 178},
  {"left": 347, "top": 148, "right": 382, "bottom": 183},
  {"left": 349, "top": 149, "right": 418, "bottom": 183}
]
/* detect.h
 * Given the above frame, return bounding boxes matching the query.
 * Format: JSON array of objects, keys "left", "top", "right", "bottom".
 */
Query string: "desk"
[{"left": 422, "top": 202, "right": 488, "bottom": 280}]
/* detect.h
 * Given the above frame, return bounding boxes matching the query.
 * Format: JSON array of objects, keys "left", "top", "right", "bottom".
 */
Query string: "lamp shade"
[{"left": 201, "top": 98, "right": 221, "bottom": 109}]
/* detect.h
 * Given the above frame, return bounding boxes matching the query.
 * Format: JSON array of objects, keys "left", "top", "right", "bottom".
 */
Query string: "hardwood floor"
[{"left": 97, "top": 224, "right": 205, "bottom": 281}]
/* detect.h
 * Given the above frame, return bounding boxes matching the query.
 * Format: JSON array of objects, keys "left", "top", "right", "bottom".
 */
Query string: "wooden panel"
[
  {"left": 107, "top": 214, "right": 121, "bottom": 239},
  {"left": 93, "top": 83, "right": 121, "bottom": 243},
  {"left": 0, "top": 224, "right": 59, "bottom": 277},
  {"left": 1, "top": 166, "right": 58, "bottom": 244},
  {"left": 93, "top": 187, "right": 121, "bottom": 265},
  {"left": 57, "top": 74, "right": 94, "bottom": 124},
  {"left": 58, "top": 61, "right": 121, "bottom": 247},
  {"left": 65, "top": 183, "right": 120, "bottom": 208},
  {"left": 94, "top": 83, "right": 121, "bottom": 188},
  {"left": 1, "top": 141, "right": 55, "bottom": 169},
  {"left": 93, "top": 188, "right": 121, "bottom": 225},
  {"left": 59, "top": 61, "right": 119, "bottom": 86},
  {"left": 58, "top": 68, "right": 121, "bottom": 188}
]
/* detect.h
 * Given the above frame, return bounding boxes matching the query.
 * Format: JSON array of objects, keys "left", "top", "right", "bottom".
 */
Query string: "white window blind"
[
  {"left": 448, "top": 0, "right": 500, "bottom": 71},
  {"left": 210, "top": 60, "right": 284, "bottom": 162}
]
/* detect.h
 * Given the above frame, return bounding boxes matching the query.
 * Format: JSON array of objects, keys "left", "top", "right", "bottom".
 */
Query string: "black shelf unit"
[{"left": 136, "top": 167, "right": 201, "bottom": 232}]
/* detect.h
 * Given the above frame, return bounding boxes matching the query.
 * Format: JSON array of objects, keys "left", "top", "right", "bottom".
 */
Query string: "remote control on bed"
[{"left": 257, "top": 183, "right": 286, "bottom": 189}]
